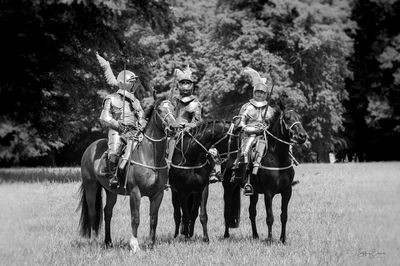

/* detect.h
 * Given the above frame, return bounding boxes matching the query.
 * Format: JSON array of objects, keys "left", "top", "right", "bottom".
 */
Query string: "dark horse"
[
  {"left": 78, "top": 98, "right": 179, "bottom": 252},
  {"left": 169, "top": 120, "right": 232, "bottom": 241},
  {"left": 224, "top": 105, "right": 307, "bottom": 244}
]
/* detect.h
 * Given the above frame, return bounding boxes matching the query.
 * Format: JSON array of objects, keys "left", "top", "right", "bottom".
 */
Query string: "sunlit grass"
[{"left": 0, "top": 163, "right": 399, "bottom": 265}]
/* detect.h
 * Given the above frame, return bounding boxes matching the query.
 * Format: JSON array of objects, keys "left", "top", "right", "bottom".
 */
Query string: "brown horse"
[{"left": 78, "top": 98, "right": 180, "bottom": 252}]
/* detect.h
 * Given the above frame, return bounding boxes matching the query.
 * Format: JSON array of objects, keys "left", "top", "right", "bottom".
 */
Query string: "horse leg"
[
  {"left": 189, "top": 194, "right": 200, "bottom": 238},
  {"left": 172, "top": 190, "right": 182, "bottom": 238},
  {"left": 178, "top": 193, "right": 190, "bottom": 238},
  {"left": 129, "top": 186, "right": 141, "bottom": 253},
  {"left": 249, "top": 193, "right": 259, "bottom": 239},
  {"left": 148, "top": 190, "right": 164, "bottom": 249},
  {"left": 264, "top": 192, "right": 274, "bottom": 244},
  {"left": 104, "top": 190, "right": 117, "bottom": 247},
  {"left": 280, "top": 187, "right": 292, "bottom": 244},
  {"left": 199, "top": 185, "right": 209, "bottom": 242},
  {"left": 223, "top": 182, "right": 232, "bottom": 238}
]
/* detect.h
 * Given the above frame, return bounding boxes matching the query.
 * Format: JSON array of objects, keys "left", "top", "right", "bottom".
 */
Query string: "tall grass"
[
  {"left": 0, "top": 162, "right": 399, "bottom": 265},
  {"left": 0, "top": 167, "right": 80, "bottom": 183}
]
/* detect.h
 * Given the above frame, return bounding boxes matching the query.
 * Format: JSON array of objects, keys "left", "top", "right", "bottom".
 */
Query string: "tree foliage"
[
  {"left": 345, "top": 0, "right": 400, "bottom": 161},
  {"left": 0, "top": 0, "right": 173, "bottom": 164},
  {"left": 145, "top": 0, "right": 355, "bottom": 161}
]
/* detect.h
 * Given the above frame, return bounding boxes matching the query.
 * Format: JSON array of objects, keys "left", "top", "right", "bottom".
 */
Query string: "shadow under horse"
[
  {"left": 78, "top": 98, "right": 179, "bottom": 252},
  {"left": 224, "top": 105, "right": 308, "bottom": 244},
  {"left": 169, "top": 120, "right": 232, "bottom": 242}
]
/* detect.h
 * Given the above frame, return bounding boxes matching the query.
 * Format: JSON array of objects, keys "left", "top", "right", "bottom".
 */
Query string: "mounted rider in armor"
[
  {"left": 166, "top": 65, "right": 220, "bottom": 184},
  {"left": 96, "top": 52, "right": 147, "bottom": 188},
  {"left": 232, "top": 67, "right": 273, "bottom": 196}
]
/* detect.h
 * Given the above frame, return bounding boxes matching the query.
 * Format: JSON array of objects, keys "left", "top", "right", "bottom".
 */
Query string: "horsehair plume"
[
  {"left": 243, "top": 67, "right": 263, "bottom": 86},
  {"left": 95, "top": 52, "right": 118, "bottom": 86}
]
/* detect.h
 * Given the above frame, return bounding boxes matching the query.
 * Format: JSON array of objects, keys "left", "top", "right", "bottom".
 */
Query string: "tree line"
[{"left": 0, "top": 0, "right": 399, "bottom": 166}]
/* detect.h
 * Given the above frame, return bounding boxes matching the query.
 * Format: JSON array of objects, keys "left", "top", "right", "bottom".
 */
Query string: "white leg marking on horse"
[{"left": 129, "top": 235, "right": 140, "bottom": 254}]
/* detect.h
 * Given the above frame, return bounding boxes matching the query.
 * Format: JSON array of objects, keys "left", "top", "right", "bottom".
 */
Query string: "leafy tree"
[
  {"left": 142, "top": 0, "right": 355, "bottom": 162},
  {"left": 0, "top": 0, "right": 173, "bottom": 165},
  {"left": 346, "top": 0, "right": 400, "bottom": 161}
]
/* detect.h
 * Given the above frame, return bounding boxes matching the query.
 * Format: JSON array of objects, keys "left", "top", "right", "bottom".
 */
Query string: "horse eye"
[{"left": 284, "top": 113, "right": 291, "bottom": 120}]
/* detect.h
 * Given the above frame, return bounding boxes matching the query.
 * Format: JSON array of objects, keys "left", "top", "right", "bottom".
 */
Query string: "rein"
[
  {"left": 128, "top": 107, "right": 170, "bottom": 170},
  {"left": 256, "top": 109, "right": 303, "bottom": 170},
  {"left": 170, "top": 121, "right": 237, "bottom": 170},
  {"left": 170, "top": 130, "right": 210, "bottom": 170}
]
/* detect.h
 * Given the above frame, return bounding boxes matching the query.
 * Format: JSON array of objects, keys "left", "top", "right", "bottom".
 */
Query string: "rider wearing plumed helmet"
[{"left": 232, "top": 67, "right": 274, "bottom": 195}]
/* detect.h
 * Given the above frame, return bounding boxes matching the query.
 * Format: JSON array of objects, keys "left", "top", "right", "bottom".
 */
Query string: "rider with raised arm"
[
  {"left": 232, "top": 67, "right": 273, "bottom": 195},
  {"left": 96, "top": 52, "right": 147, "bottom": 188}
]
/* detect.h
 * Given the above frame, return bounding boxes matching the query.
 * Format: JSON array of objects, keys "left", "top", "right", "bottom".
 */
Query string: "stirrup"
[
  {"left": 109, "top": 175, "right": 120, "bottom": 188},
  {"left": 243, "top": 183, "right": 254, "bottom": 196},
  {"left": 209, "top": 174, "right": 219, "bottom": 184}
]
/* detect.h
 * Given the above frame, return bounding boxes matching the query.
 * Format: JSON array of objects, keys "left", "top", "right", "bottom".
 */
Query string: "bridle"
[
  {"left": 129, "top": 105, "right": 176, "bottom": 170},
  {"left": 143, "top": 106, "right": 175, "bottom": 142}
]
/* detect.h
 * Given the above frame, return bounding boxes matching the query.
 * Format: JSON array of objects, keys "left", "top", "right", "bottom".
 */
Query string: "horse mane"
[
  {"left": 143, "top": 94, "right": 168, "bottom": 120},
  {"left": 190, "top": 119, "right": 231, "bottom": 139}
]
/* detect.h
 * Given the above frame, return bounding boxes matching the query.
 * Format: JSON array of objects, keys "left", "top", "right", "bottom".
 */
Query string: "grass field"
[{"left": 0, "top": 163, "right": 399, "bottom": 265}]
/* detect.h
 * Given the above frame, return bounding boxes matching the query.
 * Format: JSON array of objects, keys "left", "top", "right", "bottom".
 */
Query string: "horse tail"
[
  {"left": 292, "top": 180, "right": 300, "bottom": 186},
  {"left": 77, "top": 182, "right": 103, "bottom": 238}
]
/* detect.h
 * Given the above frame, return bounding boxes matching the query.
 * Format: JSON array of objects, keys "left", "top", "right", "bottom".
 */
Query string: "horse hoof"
[
  {"left": 105, "top": 242, "right": 113, "bottom": 248},
  {"left": 280, "top": 237, "right": 286, "bottom": 244},
  {"left": 224, "top": 233, "right": 230, "bottom": 238},
  {"left": 203, "top": 237, "right": 209, "bottom": 243},
  {"left": 129, "top": 236, "right": 141, "bottom": 254},
  {"left": 266, "top": 238, "right": 273, "bottom": 245},
  {"left": 252, "top": 234, "right": 259, "bottom": 239}
]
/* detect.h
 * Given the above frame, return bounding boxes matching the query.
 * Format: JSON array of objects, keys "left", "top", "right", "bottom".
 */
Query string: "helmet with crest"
[
  {"left": 243, "top": 67, "right": 271, "bottom": 93},
  {"left": 176, "top": 65, "right": 194, "bottom": 83},
  {"left": 175, "top": 65, "right": 194, "bottom": 97}
]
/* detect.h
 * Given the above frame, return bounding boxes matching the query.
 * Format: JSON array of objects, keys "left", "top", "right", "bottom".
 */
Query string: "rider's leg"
[
  {"left": 165, "top": 137, "right": 176, "bottom": 190},
  {"left": 107, "top": 130, "right": 123, "bottom": 188},
  {"left": 208, "top": 147, "right": 221, "bottom": 183},
  {"left": 119, "top": 138, "right": 138, "bottom": 170},
  {"left": 242, "top": 135, "right": 255, "bottom": 196}
]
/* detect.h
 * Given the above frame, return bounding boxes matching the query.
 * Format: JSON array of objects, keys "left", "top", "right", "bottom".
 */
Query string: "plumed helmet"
[
  {"left": 243, "top": 67, "right": 270, "bottom": 93},
  {"left": 117, "top": 70, "right": 138, "bottom": 84},
  {"left": 175, "top": 65, "right": 193, "bottom": 83}
]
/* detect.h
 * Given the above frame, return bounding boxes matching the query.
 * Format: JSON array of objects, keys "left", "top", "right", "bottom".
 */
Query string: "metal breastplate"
[
  {"left": 110, "top": 94, "right": 138, "bottom": 126},
  {"left": 175, "top": 98, "right": 200, "bottom": 124}
]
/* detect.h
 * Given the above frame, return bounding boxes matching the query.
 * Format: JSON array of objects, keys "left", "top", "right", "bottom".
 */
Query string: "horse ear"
[
  {"left": 279, "top": 91, "right": 289, "bottom": 111},
  {"left": 152, "top": 90, "right": 157, "bottom": 101}
]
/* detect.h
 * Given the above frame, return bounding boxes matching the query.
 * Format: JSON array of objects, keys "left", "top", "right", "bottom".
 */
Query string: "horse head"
[
  {"left": 147, "top": 96, "right": 181, "bottom": 135},
  {"left": 280, "top": 109, "right": 308, "bottom": 144}
]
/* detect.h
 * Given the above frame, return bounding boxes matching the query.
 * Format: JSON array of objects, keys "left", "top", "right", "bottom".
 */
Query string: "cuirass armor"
[
  {"left": 173, "top": 95, "right": 202, "bottom": 126},
  {"left": 239, "top": 99, "right": 274, "bottom": 129},
  {"left": 100, "top": 90, "right": 146, "bottom": 156},
  {"left": 100, "top": 90, "right": 146, "bottom": 130}
]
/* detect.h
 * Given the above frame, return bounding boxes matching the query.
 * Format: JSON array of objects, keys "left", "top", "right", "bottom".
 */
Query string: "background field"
[{"left": 0, "top": 163, "right": 399, "bottom": 265}]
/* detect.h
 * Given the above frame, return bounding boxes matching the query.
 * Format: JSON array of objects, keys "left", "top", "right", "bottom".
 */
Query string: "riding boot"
[
  {"left": 243, "top": 163, "right": 254, "bottom": 196},
  {"left": 108, "top": 159, "right": 119, "bottom": 188},
  {"left": 209, "top": 170, "right": 221, "bottom": 183}
]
